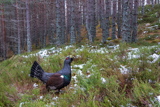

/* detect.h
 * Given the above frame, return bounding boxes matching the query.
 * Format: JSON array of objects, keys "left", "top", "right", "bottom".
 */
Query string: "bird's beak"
[
  {"left": 70, "top": 55, "right": 73, "bottom": 58},
  {"left": 70, "top": 55, "right": 73, "bottom": 62}
]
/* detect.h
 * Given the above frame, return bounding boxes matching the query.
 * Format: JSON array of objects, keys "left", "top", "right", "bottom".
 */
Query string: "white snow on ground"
[
  {"left": 101, "top": 77, "right": 106, "bottom": 83},
  {"left": 19, "top": 102, "right": 24, "bottom": 107},
  {"left": 50, "top": 102, "right": 55, "bottom": 105},
  {"left": 76, "top": 55, "right": 81, "bottom": 58},
  {"left": 90, "top": 47, "right": 109, "bottom": 54},
  {"left": 19, "top": 102, "right": 28, "bottom": 107},
  {"left": 107, "top": 44, "right": 119, "bottom": 50},
  {"left": 86, "top": 74, "right": 91, "bottom": 78},
  {"left": 72, "top": 75, "right": 78, "bottom": 83},
  {"left": 77, "top": 69, "right": 83, "bottom": 75},
  {"left": 73, "top": 64, "right": 85, "bottom": 69},
  {"left": 148, "top": 54, "right": 160, "bottom": 63},
  {"left": 119, "top": 65, "right": 129, "bottom": 74},
  {"left": 33, "top": 83, "right": 38, "bottom": 88},
  {"left": 128, "top": 48, "right": 140, "bottom": 60},
  {"left": 22, "top": 44, "right": 118, "bottom": 58},
  {"left": 52, "top": 96, "right": 58, "bottom": 100},
  {"left": 65, "top": 45, "right": 74, "bottom": 50},
  {"left": 40, "top": 96, "right": 43, "bottom": 99},
  {"left": 157, "top": 96, "right": 160, "bottom": 103}
]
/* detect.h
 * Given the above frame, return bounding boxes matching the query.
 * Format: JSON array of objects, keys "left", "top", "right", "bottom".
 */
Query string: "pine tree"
[
  {"left": 132, "top": 0, "right": 138, "bottom": 43},
  {"left": 111, "top": 0, "right": 117, "bottom": 40}
]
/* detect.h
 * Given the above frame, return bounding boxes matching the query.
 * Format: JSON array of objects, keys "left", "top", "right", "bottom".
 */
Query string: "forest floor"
[{"left": 1, "top": 40, "right": 160, "bottom": 107}]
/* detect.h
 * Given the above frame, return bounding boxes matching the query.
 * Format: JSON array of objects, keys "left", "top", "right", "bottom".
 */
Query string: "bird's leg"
[
  {"left": 58, "top": 89, "right": 60, "bottom": 93},
  {"left": 55, "top": 89, "right": 60, "bottom": 94},
  {"left": 47, "top": 87, "right": 50, "bottom": 92}
]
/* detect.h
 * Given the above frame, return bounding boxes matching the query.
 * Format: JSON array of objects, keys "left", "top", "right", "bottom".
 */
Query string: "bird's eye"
[{"left": 66, "top": 57, "right": 69, "bottom": 60}]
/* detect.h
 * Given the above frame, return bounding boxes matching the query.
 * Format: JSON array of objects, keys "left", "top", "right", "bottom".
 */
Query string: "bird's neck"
[
  {"left": 62, "top": 63, "right": 71, "bottom": 80},
  {"left": 63, "top": 63, "right": 71, "bottom": 70}
]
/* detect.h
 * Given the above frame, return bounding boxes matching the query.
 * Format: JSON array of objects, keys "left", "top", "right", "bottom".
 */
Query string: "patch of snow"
[
  {"left": 33, "top": 83, "right": 38, "bottom": 88},
  {"left": 127, "top": 48, "right": 140, "bottom": 60},
  {"left": 87, "top": 70, "right": 90, "bottom": 74},
  {"left": 149, "top": 79, "right": 152, "bottom": 83},
  {"left": 107, "top": 45, "right": 119, "bottom": 50},
  {"left": 73, "top": 64, "right": 85, "bottom": 69},
  {"left": 128, "top": 52, "right": 140, "bottom": 60},
  {"left": 38, "top": 50, "right": 49, "bottom": 58},
  {"left": 72, "top": 75, "right": 78, "bottom": 83},
  {"left": 149, "top": 104, "right": 152, "bottom": 107},
  {"left": 52, "top": 96, "right": 58, "bottom": 100},
  {"left": 50, "top": 102, "right": 55, "bottom": 105},
  {"left": 90, "top": 47, "right": 109, "bottom": 54},
  {"left": 77, "top": 70, "right": 83, "bottom": 75},
  {"left": 72, "top": 105, "right": 75, "bottom": 107},
  {"left": 19, "top": 102, "right": 24, "bottom": 107},
  {"left": 40, "top": 96, "right": 43, "bottom": 99},
  {"left": 119, "top": 65, "right": 129, "bottom": 74},
  {"left": 76, "top": 55, "right": 81, "bottom": 58},
  {"left": 143, "top": 31, "right": 148, "bottom": 34},
  {"left": 148, "top": 54, "right": 160, "bottom": 63},
  {"left": 97, "top": 48, "right": 109, "bottom": 54},
  {"left": 155, "top": 25, "right": 159, "bottom": 29},
  {"left": 100, "top": 68, "right": 105, "bottom": 71},
  {"left": 74, "top": 84, "right": 78, "bottom": 87},
  {"left": 157, "top": 96, "right": 160, "bottom": 103},
  {"left": 65, "top": 45, "right": 74, "bottom": 50},
  {"left": 146, "top": 23, "right": 150, "bottom": 26},
  {"left": 86, "top": 74, "right": 91, "bottom": 78},
  {"left": 101, "top": 77, "right": 106, "bottom": 83}
]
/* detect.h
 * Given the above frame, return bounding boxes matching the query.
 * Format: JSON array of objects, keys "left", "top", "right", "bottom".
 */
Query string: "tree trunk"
[
  {"left": 43, "top": 2, "right": 47, "bottom": 48},
  {"left": 142, "top": 0, "right": 145, "bottom": 15},
  {"left": 106, "top": 0, "right": 110, "bottom": 39},
  {"left": 111, "top": 0, "right": 116, "bottom": 40},
  {"left": 101, "top": 0, "right": 107, "bottom": 43},
  {"left": 26, "top": 0, "right": 32, "bottom": 52},
  {"left": 122, "top": 0, "right": 131, "bottom": 42},
  {"left": 56, "top": 0, "right": 62, "bottom": 45},
  {"left": 1, "top": 1, "right": 6, "bottom": 60},
  {"left": 117, "top": 0, "right": 122, "bottom": 38},
  {"left": 60, "top": 0, "right": 65, "bottom": 44},
  {"left": 152, "top": 0, "right": 154, "bottom": 8},
  {"left": 147, "top": 0, "right": 150, "bottom": 5},
  {"left": 16, "top": 1, "right": 21, "bottom": 54},
  {"left": 132, "top": 0, "right": 138, "bottom": 43},
  {"left": 128, "top": 0, "right": 133, "bottom": 38},
  {"left": 66, "top": 0, "right": 71, "bottom": 42},
  {"left": 70, "top": 0, "right": 76, "bottom": 44},
  {"left": 76, "top": 0, "right": 82, "bottom": 43}
]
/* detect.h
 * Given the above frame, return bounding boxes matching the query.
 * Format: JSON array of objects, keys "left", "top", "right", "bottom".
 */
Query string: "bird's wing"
[{"left": 46, "top": 73, "right": 64, "bottom": 90}]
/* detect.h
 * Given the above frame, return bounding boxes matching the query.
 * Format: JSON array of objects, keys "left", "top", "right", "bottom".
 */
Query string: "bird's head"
[{"left": 64, "top": 55, "right": 73, "bottom": 64}]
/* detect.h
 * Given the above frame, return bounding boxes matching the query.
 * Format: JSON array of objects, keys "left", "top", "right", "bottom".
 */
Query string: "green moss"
[
  {"left": 151, "top": 39, "right": 159, "bottom": 43},
  {"left": 107, "top": 37, "right": 111, "bottom": 40}
]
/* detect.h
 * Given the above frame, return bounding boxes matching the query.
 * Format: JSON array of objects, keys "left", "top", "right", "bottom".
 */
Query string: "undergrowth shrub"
[{"left": 132, "top": 79, "right": 159, "bottom": 106}]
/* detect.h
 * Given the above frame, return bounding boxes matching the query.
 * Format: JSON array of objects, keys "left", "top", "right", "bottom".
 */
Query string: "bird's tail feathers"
[{"left": 30, "top": 61, "right": 44, "bottom": 80}]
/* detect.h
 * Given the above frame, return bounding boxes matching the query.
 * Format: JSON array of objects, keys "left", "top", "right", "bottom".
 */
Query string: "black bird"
[{"left": 30, "top": 55, "right": 73, "bottom": 92}]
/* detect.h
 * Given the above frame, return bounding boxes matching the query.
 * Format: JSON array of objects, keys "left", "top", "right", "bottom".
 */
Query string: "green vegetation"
[
  {"left": 138, "top": 4, "right": 160, "bottom": 24},
  {"left": 0, "top": 41, "right": 160, "bottom": 107}
]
